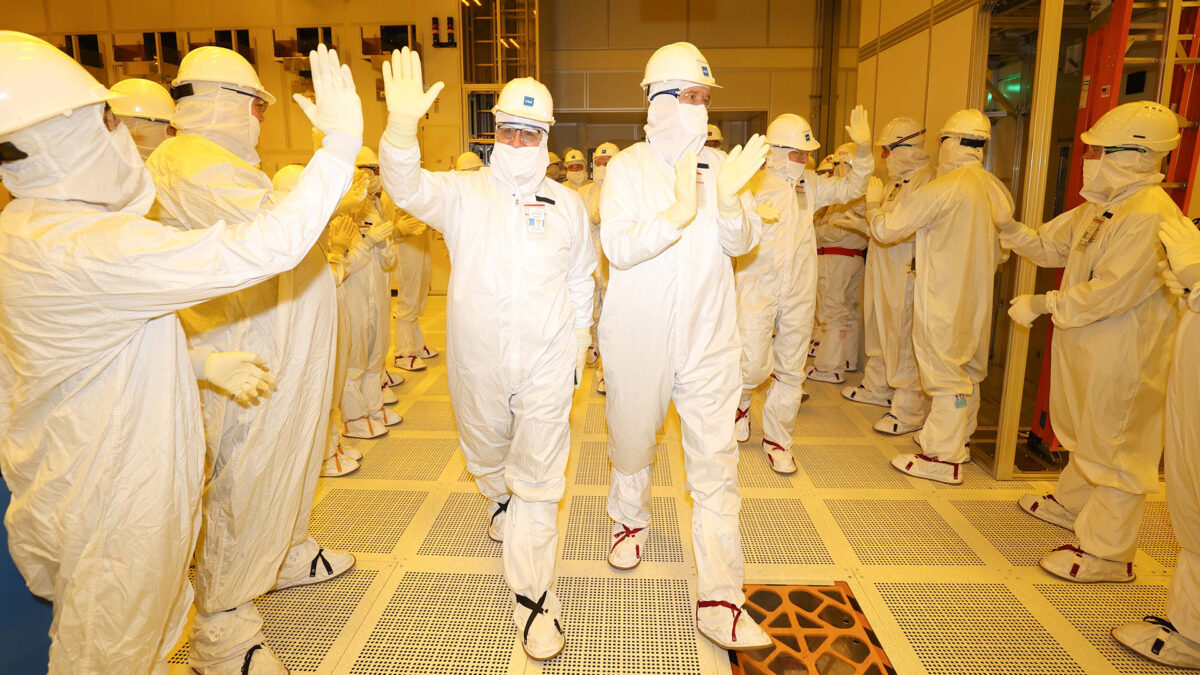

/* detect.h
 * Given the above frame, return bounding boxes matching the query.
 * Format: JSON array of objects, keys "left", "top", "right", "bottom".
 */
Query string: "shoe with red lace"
[
  {"left": 607, "top": 522, "right": 644, "bottom": 570},
  {"left": 735, "top": 403, "right": 751, "bottom": 443},
  {"left": 762, "top": 438, "right": 797, "bottom": 475},
  {"left": 394, "top": 354, "right": 427, "bottom": 371},
  {"left": 1112, "top": 616, "right": 1200, "bottom": 669},
  {"left": 1040, "top": 544, "right": 1135, "bottom": 583},
  {"left": 890, "top": 453, "right": 963, "bottom": 485},
  {"left": 696, "top": 600, "right": 773, "bottom": 651},
  {"left": 1018, "top": 493, "right": 1077, "bottom": 531}
]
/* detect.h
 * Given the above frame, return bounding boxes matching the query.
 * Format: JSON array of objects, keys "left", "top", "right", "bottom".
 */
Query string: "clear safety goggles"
[
  {"left": 941, "top": 135, "right": 987, "bottom": 148},
  {"left": 649, "top": 87, "right": 710, "bottom": 106},
  {"left": 495, "top": 124, "right": 545, "bottom": 146},
  {"left": 882, "top": 128, "right": 925, "bottom": 151}
]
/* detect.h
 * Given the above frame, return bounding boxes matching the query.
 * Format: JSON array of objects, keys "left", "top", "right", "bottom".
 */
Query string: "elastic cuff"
[
  {"left": 717, "top": 194, "right": 743, "bottom": 220},
  {"left": 382, "top": 115, "right": 419, "bottom": 149},
  {"left": 1177, "top": 263, "right": 1200, "bottom": 290},
  {"left": 190, "top": 349, "right": 212, "bottom": 380},
  {"left": 1029, "top": 294, "right": 1049, "bottom": 315},
  {"left": 320, "top": 130, "right": 362, "bottom": 166}
]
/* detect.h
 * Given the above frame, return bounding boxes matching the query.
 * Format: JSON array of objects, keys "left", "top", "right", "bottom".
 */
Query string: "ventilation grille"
[
  {"left": 347, "top": 436, "right": 456, "bottom": 481},
  {"left": 417, "top": 492, "right": 503, "bottom": 559},
  {"left": 542, "top": 576, "right": 701, "bottom": 675},
  {"left": 797, "top": 443, "right": 915, "bottom": 490},
  {"left": 309, "top": 489, "right": 426, "bottom": 554},
  {"left": 1037, "top": 583, "right": 1179, "bottom": 675},
  {"left": 793, "top": 405, "right": 864, "bottom": 438},
  {"left": 170, "top": 569, "right": 378, "bottom": 671},
  {"left": 876, "top": 582, "right": 1086, "bottom": 675},
  {"left": 574, "top": 440, "right": 672, "bottom": 487},
  {"left": 562, "top": 495, "right": 685, "bottom": 563},
  {"left": 398, "top": 400, "right": 457, "bottom": 431},
  {"left": 825, "top": 499, "right": 983, "bottom": 566},
  {"left": 738, "top": 441, "right": 796, "bottom": 488},
  {"left": 741, "top": 498, "right": 834, "bottom": 565},
  {"left": 951, "top": 499, "right": 1069, "bottom": 566},
  {"left": 349, "top": 572, "right": 515, "bottom": 675}
]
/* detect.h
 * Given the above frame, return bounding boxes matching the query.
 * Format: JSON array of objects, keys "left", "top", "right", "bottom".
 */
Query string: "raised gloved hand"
[
  {"left": 381, "top": 46, "right": 446, "bottom": 148},
  {"left": 575, "top": 328, "right": 592, "bottom": 389},
  {"left": 1159, "top": 217, "right": 1200, "bottom": 274},
  {"left": 329, "top": 214, "right": 356, "bottom": 255},
  {"left": 291, "top": 44, "right": 363, "bottom": 140},
  {"left": 865, "top": 176, "right": 884, "bottom": 210},
  {"left": 844, "top": 105, "right": 871, "bottom": 147},
  {"left": 717, "top": 133, "right": 769, "bottom": 219},
  {"left": 1008, "top": 294, "right": 1048, "bottom": 328},
  {"left": 204, "top": 351, "right": 274, "bottom": 403},
  {"left": 755, "top": 203, "right": 780, "bottom": 223},
  {"left": 364, "top": 219, "right": 396, "bottom": 248},
  {"left": 662, "top": 150, "right": 698, "bottom": 229},
  {"left": 397, "top": 214, "right": 427, "bottom": 237}
]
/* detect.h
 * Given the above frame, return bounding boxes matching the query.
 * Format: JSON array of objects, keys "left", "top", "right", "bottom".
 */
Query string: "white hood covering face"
[
  {"left": 490, "top": 111, "right": 550, "bottom": 196},
  {"left": 566, "top": 168, "right": 587, "bottom": 186},
  {"left": 765, "top": 146, "right": 805, "bottom": 183},
  {"left": 120, "top": 117, "right": 173, "bottom": 161},
  {"left": 644, "top": 92, "right": 707, "bottom": 164},
  {"left": 171, "top": 82, "right": 262, "bottom": 166},
  {"left": 1079, "top": 148, "right": 1166, "bottom": 206},
  {"left": 0, "top": 103, "right": 156, "bottom": 215},
  {"left": 937, "top": 136, "right": 985, "bottom": 176},
  {"left": 886, "top": 144, "right": 930, "bottom": 180}
]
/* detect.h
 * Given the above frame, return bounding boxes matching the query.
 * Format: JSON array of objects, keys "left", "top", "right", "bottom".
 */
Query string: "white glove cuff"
[
  {"left": 190, "top": 349, "right": 213, "bottom": 381},
  {"left": 320, "top": 130, "right": 363, "bottom": 166},
  {"left": 717, "top": 192, "right": 743, "bottom": 220},
  {"left": 1177, "top": 263, "right": 1200, "bottom": 291},
  {"left": 383, "top": 115, "right": 420, "bottom": 149}
]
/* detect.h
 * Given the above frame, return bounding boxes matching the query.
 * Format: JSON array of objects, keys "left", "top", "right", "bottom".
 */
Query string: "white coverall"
[
  {"left": 340, "top": 195, "right": 396, "bottom": 433},
  {"left": 324, "top": 223, "right": 378, "bottom": 460},
  {"left": 1002, "top": 184, "right": 1178, "bottom": 562},
  {"left": 861, "top": 165, "right": 936, "bottom": 424},
  {"left": 380, "top": 141, "right": 595, "bottom": 599},
  {"left": 600, "top": 142, "right": 758, "bottom": 605},
  {"left": 579, "top": 180, "right": 610, "bottom": 350},
  {"left": 147, "top": 133, "right": 338, "bottom": 638},
  {"left": 871, "top": 152, "right": 1012, "bottom": 462},
  {"left": 0, "top": 110, "right": 354, "bottom": 673},
  {"left": 392, "top": 205, "right": 433, "bottom": 360},
  {"left": 812, "top": 200, "right": 868, "bottom": 375},
  {"left": 1167, "top": 286, "right": 1200, "bottom": 641},
  {"left": 737, "top": 156, "right": 871, "bottom": 450}
]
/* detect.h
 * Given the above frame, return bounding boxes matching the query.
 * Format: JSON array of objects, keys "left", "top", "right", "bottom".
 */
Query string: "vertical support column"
[{"left": 993, "top": 0, "right": 1064, "bottom": 479}]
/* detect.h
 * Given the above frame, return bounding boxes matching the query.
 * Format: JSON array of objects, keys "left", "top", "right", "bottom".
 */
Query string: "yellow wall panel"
[
  {"left": 879, "top": 0, "right": 929, "bottom": 37},
  {"left": 607, "top": 0, "right": 688, "bottom": 49},
  {"left": 713, "top": 70, "right": 772, "bottom": 112},
  {"left": 111, "top": 0, "right": 172, "bottom": 32},
  {"left": 545, "top": 2, "right": 610, "bottom": 50},
  {"left": 857, "top": 55, "right": 877, "bottom": 124},
  {"left": 924, "top": 6, "right": 975, "bottom": 155},
  {"left": 210, "top": 0, "right": 281, "bottom": 28},
  {"left": 859, "top": 0, "right": 879, "bottom": 45},
  {"left": 767, "top": 0, "right": 817, "bottom": 48},
  {"left": 6, "top": 3, "right": 48, "bottom": 34},
  {"left": 172, "top": 0, "right": 214, "bottom": 29},
  {"left": 548, "top": 70, "right": 589, "bottom": 110},
  {"left": 875, "top": 32, "right": 929, "bottom": 147},
  {"left": 769, "top": 70, "right": 815, "bottom": 120},
  {"left": 687, "top": 0, "right": 769, "bottom": 50},
  {"left": 46, "top": 0, "right": 109, "bottom": 33},
  {"left": 583, "top": 71, "right": 647, "bottom": 110}
]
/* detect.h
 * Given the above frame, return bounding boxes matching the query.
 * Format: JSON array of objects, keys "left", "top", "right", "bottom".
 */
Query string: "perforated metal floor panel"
[
  {"left": 737, "top": 441, "right": 796, "bottom": 489},
  {"left": 417, "top": 491, "right": 503, "bottom": 559},
  {"left": 1138, "top": 501, "right": 1180, "bottom": 569},
  {"left": 740, "top": 498, "right": 833, "bottom": 565},
  {"left": 826, "top": 499, "right": 984, "bottom": 566},
  {"left": 796, "top": 443, "right": 915, "bottom": 490},
  {"left": 876, "top": 582, "right": 1086, "bottom": 675},
  {"left": 792, "top": 405, "right": 864, "bottom": 438},
  {"left": 348, "top": 436, "right": 456, "bottom": 481},
  {"left": 562, "top": 495, "right": 685, "bottom": 563},
  {"left": 309, "top": 489, "right": 426, "bottom": 554},
  {"left": 1037, "top": 583, "right": 1179, "bottom": 675},
  {"left": 951, "top": 499, "right": 1072, "bottom": 566},
  {"left": 574, "top": 440, "right": 672, "bottom": 487},
  {"left": 399, "top": 400, "right": 458, "bottom": 431}
]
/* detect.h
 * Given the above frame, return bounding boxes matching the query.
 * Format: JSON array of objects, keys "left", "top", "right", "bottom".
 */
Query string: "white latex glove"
[
  {"left": 334, "top": 171, "right": 368, "bottom": 215},
  {"left": 329, "top": 214, "right": 356, "bottom": 255},
  {"left": 662, "top": 151, "right": 698, "bottom": 229},
  {"left": 381, "top": 46, "right": 446, "bottom": 148},
  {"left": 844, "top": 105, "right": 871, "bottom": 147},
  {"left": 204, "top": 351, "right": 274, "bottom": 403},
  {"left": 364, "top": 219, "right": 396, "bottom": 248},
  {"left": 716, "top": 133, "right": 770, "bottom": 218},
  {"left": 397, "top": 214, "right": 427, "bottom": 237},
  {"left": 1159, "top": 260, "right": 1187, "bottom": 297},
  {"left": 1159, "top": 217, "right": 1200, "bottom": 273},
  {"left": 755, "top": 203, "right": 780, "bottom": 223},
  {"left": 865, "top": 176, "right": 884, "bottom": 210},
  {"left": 291, "top": 44, "right": 363, "bottom": 140},
  {"left": 575, "top": 328, "right": 592, "bottom": 389},
  {"left": 1008, "top": 294, "right": 1048, "bottom": 328}
]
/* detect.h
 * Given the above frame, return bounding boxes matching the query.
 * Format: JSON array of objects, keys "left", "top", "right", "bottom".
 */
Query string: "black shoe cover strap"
[
  {"left": 1144, "top": 615, "right": 1178, "bottom": 655},
  {"left": 516, "top": 591, "right": 562, "bottom": 643},
  {"left": 491, "top": 499, "right": 510, "bottom": 524},
  {"left": 242, "top": 644, "right": 264, "bottom": 675},
  {"left": 310, "top": 548, "right": 333, "bottom": 578}
]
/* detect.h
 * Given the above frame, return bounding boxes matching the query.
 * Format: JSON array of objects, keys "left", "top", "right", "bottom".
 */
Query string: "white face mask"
[
  {"left": 885, "top": 144, "right": 929, "bottom": 180},
  {"left": 937, "top": 136, "right": 984, "bottom": 176},
  {"left": 0, "top": 104, "right": 156, "bottom": 215},
  {"left": 491, "top": 141, "right": 549, "bottom": 196},
  {"left": 644, "top": 95, "right": 707, "bottom": 163},
  {"left": 1079, "top": 149, "right": 1164, "bottom": 205},
  {"left": 765, "top": 146, "right": 804, "bottom": 182},
  {"left": 566, "top": 168, "right": 587, "bottom": 186},
  {"left": 172, "top": 84, "right": 263, "bottom": 166},
  {"left": 120, "top": 117, "right": 172, "bottom": 161},
  {"left": 593, "top": 165, "right": 607, "bottom": 183}
]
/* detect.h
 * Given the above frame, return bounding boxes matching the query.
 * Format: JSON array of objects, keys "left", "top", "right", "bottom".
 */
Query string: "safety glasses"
[
  {"left": 102, "top": 103, "right": 120, "bottom": 132},
  {"left": 650, "top": 87, "right": 711, "bottom": 107},
  {"left": 496, "top": 124, "right": 545, "bottom": 146}
]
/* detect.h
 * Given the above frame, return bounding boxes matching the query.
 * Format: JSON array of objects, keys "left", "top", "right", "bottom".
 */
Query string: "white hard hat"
[
  {"left": 766, "top": 113, "right": 820, "bottom": 152},
  {"left": 564, "top": 149, "right": 585, "bottom": 165},
  {"left": 1081, "top": 100, "right": 1181, "bottom": 152},
  {"left": 0, "top": 31, "right": 120, "bottom": 137},
  {"left": 491, "top": 77, "right": 555, "bottom": 125},
  {"left": 640, "top": 42, "right": 720, "bottom": 89},
  {"left": 594, "top": 142, "right": 619, "bottom": 159},
  {"left": 939, "top": 109, "right": 991, "bottom": 140},
  {"left": 272, "top": 164, "right": 304, "bottom": 193},
  {"left": 173, "top": 46, "right": 277, "bottom": 104},
  {"left": 877, "top": 116, "right": 924, "bottom": 149},
  {"left": 355, "top": 146, "right": 379, "bottom": 167},
  {"left": 109, "top": 78, "right": 175, "bottom": 122},
  {"left": 707, "top": 124, "right": 723, "bottom": 141},
  {"left": 832, "top": 142, "right": 857, "bottom": 165},
  {"left": 454, "top": 151, "right": 484, "bottom": 170},
  {"left": 548, "top": 151, "right": 562, "bottom": 164}
]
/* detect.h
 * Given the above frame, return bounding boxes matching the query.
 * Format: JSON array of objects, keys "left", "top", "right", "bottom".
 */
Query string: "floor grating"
[
  {"left": 1037, "top": 583, "right": 1180, "bottom": 675},
  {"left": 741, "top": 498, "right": 834, "bottom": 566},
  {"left": 562, "top": 495, "right": 685, "bottom": 563},
  {"left": 308, "top": 489, "right": 426, "bottom": 554},
  {"left": 826, "top": 499, "right": 984, "bottom": 566},
  {"left": 348, "top": 436, "right": 457, "bottom": 481},
  {"left": 417, "top": 491, "right": 504, "bottom": 558}
]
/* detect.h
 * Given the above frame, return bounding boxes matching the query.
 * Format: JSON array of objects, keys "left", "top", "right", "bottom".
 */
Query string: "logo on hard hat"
[
  {"left": 523, "top": 96, "right": 535, "bottom": 106},
  {"left": 805, "top": 133, "right": 812, "bottom": 141},
  {"left": 701, "top": 65, "right": 710, "bottom": 77}
]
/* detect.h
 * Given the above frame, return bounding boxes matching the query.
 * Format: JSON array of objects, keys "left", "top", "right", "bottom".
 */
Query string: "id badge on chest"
[
  {"left": 696, "top": 163, "right": 709, "bottom": 209},
  {"left": 523, "top": 203, "right": 547, "bottom": 234},
  {"left": 1075, "top": 211, "right": 1111, "bottom": 251}
]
